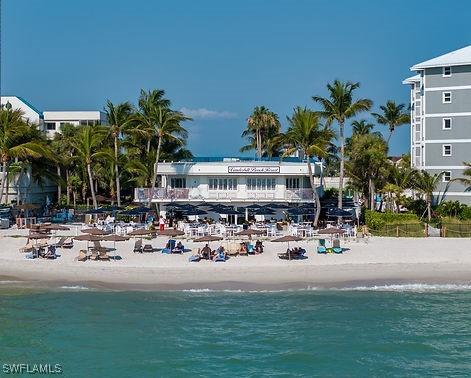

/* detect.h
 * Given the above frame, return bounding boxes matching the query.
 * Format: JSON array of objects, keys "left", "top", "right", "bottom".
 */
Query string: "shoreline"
[{"left": 1, "top": 233, "right": 471, "bottom": 292}]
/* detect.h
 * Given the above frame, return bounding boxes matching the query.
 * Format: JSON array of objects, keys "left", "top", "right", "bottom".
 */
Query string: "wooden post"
[{"left": 396, "top": 226, "right": 399, "bottom": 237}]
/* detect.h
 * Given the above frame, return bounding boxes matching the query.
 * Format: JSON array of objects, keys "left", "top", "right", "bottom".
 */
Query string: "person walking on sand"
[{"left": 159, "top": 216, "right": 165, "bottom": 231}]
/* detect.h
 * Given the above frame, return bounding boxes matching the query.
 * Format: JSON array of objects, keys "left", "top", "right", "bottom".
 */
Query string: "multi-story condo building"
[
  {"left": 404, "top": 45, "right": 471, "bottom": 204},
  {"left": 0, "top": 96, "right": 105, "bottom": 203}
]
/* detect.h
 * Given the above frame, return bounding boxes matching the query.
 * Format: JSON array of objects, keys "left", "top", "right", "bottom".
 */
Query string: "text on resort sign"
[{"left": 227, "top": 166, "right": 280, "bottom": 174}]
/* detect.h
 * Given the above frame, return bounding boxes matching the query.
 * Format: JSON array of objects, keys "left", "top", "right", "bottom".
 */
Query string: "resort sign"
[{"left": 228, "top": 166, "right": 280, "bottom": 174}]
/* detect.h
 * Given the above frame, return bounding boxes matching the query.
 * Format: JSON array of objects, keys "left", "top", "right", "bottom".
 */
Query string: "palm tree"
[
  {"left": 134, "top": 105, "right": 190, "bottom": 208},
  {"left": 71, "top": 126, "right": 108, "bottom": 209},
  {"left": 0, "top": 107, "right": 51, "bottom": 203},
  {"left": 313, "top": 80, "right": 372, "bottom": 209},
  {"left": 352, "top": 120, "right": 374, "bottom": 135},
  {"left": 412, "top": 170, "right": 444, "bottom": 221},
  {"left": 105, "top": 100, "right": 133, "bottom": 207},
  {"left": 371, "top": 101, "right": 410, "bottom": 144},
  {"left": 242, "top": 106, "right": 281, "bottom": 158},
  {"left": 284, "top": 107, "right": 335, "bottom": 225},
  {"left": 453, "top": 162, "right": 471, "bottom": 190}
]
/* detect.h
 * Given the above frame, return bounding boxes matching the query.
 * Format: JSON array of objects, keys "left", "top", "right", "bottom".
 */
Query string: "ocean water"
[{"left": 1, "top": 285, "right": 471, "bottom": 377}]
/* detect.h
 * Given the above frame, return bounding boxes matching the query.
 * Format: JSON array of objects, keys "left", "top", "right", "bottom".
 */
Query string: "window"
[
  {"left": 286, "top": 178, "right": 300, "bottom": 189},
  {"left": 208, "top": 178, "right": 237, "bottom": 190},
  {"left": 170, "top": 177, "right": 186, "bottom": 188},
  {"left": 442, "top": 118, "right": 452, "bottom": 130},
  {"left": 45, "top": 122, "right": 56, "bottom": 131},
  {"left": 247, "top": 177, "right": 275, "bottom": 191},
  {"left": 442, "top": 171, "right": 451, "bottom": 182},
  {"left": 443, "top": 66, "right": 452, "bottom": 77},
  {"left": 442, "top": 144, "right": 452, "bottom": 156},
  {"left": 442, "top": 92, "right": 452, "bottom": 103}
]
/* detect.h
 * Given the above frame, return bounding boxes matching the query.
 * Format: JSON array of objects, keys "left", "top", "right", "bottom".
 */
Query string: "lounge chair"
[
  {"left": 93, "top": 241, "right": 108, "bottom": 253},
  {"left": 19, "top": 242, "right": 34, "bottom": 253},
  {"left": 291, "top": 248, "right": 307, "bottom": 259},
  {"left": 133, "top": 239, "right": 143, "bottom": 253},
  {"left": 278, "top": 250, "right": 291, "bottom": 260},
  {"left": 54, "top": 237, "right": 67, "bottom": 248},
  {"left": 332, "top": 239, "right": 343, "bottom": 254},
  {"left": 143, "top": 244, "right": 154, "bottom": 253},
  {"left": 317, "top": 239, "right": 327, "bottom": 254},
  {"left": 62, "top": 238, "right": 74, "bottom": 249},
  {"left": 76, "top": 250, "right": 88, "bottom": 262},
  {"left": 213, "top": 249, "right": 226, "bottom": 262},
  {"left": 99, "top": 250, "right": 110, "bottom": 261},
  {"left": 89, "top": 251, "right": 99, "bottom": 261}
]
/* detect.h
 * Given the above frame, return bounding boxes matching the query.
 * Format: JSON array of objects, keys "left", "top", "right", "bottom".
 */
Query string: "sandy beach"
[{"left": 1, "top": 227, "right": 471, "bottom": 290}]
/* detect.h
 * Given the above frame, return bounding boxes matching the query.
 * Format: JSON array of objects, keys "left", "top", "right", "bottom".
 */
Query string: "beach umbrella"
[
  {"left": 318, "top": 227, "right": 345, "bottom": 235},
  {"left": 127, "top": 206, "right": 152, "bottom": 214},
  {"left": 252, "top": 208, "right": 275, "bottom": 216},
  {"left": 127, "top": 228, "right": 154, "bottom": 236},
  {"left": 272, "top": 235, "right": 303, "bottom": 260},
  {"left": 74, "top": 233, "right": 104, "bottom": 250},
  {"left": 157, "top": 228, "right": 185, "bottom": 237},
  {"left": 27, "top": 233, "right": 50, "bottom": 246},
  {"left": 103, "top": 234, "right": 129, "bottom": 260},
  {"left": 235, "top": 229, "right": 265, "bottom": 237},
  {"left": 182, "top": 209, "right": 208, "bottom": 217},
  {"left": 44, "top": 224, "right": 70, "bottom": 231},
  {"left": 327, "top": 208, "right": 352, "bottom": 218},
  {"left": 245, "top": 204, "right": 263, "bottom": 209},
  {"left": 81, "top": 228, "right": 110, "bottom": 236},
  {"left": 264, "top": 203, "right": 289, "bottom": 209}
]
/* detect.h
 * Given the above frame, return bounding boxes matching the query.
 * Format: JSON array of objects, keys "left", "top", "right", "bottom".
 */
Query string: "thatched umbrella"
[
  {"left": 81, "top": 228, "right": 110, "bottom": 236},
  {"left": 74, "top": 233, "right": 105, "bottom": 250},
  {"left": 272, "top": 235, "right": 303, "bottom": 260},
  {"left": 27, "top": 233, "right": 50, "bottom": 246},
  {"left": 235, "top": 229, "right": 265, "bottom": 236},
  {"left": 103, "top": 234, "right": 129, "bottom": 260},
  {"left": 157, "top": 229, "right": 185, "bottom": 237},
  {"left": 127, "top": 228, "right": 154, "bottom": 236}
]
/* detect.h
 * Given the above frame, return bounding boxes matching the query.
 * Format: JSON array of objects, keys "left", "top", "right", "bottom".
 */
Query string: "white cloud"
[{"left": 180, "top": 107, "right": 237, "bottom": 120}]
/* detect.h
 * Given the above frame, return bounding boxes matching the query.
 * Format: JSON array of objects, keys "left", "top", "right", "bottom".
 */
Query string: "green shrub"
[{"left": 365, "top": 210, "right": 420, "bottom": 230}]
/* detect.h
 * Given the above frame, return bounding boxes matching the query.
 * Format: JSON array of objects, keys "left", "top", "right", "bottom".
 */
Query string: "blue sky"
[{"left": 3, "top": 0, "right": 471, "bottom": 157}]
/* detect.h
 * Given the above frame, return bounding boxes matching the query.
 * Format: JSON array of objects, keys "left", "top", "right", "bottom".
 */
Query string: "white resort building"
[{"left": 134, "top": 157, "right": 328, "bottom": 219}]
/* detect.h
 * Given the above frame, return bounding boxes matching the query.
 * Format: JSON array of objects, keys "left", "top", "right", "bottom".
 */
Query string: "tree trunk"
[
  {"left": 5, "top": 166, "right": 10, "bottom": 204},
  {"left": 114, "top": 135, "right": 121, "bottom": 207},
  {"left": 256, "top": 129, "right": 262, "bottom": 159},
  {"left": 386, "top": 130, "right": 393, "bottom": 145},
  {"left": 148, "top": 137, "right": 163, "bottom": 208},
  {"left": 87, "top": 163, "right": 98, "bottom": 209},
  {"left": 427, "top": 195, "right": 432, "bottom": 221},
  {"left": 338, "top": 121, "right": 345, "bottom": 210},
  {"left": 56, "top": 165, "right": 62, "bottom": 204},
  {"left": 306, "top": 156, "right": 321, "bottom": 227},
  {"left": 66, "top": 169, "right": 71, "bottom": 206},
  {"left": 369, "top": 178, "right": 375, "bottom": 210},
  {"left": 73, "top": 191, "right": 77, "bottom": 209},
  {"left": 146, "top": 138, "right": 151, "bottom": 154},
  {"left": 0, "top": 160, "right": 7, "bottom": 204}
]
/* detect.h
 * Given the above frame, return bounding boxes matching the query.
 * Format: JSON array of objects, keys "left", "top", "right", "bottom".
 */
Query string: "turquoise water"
[{"left": 1, "top": 286, "right": 471, "bottom": 377}]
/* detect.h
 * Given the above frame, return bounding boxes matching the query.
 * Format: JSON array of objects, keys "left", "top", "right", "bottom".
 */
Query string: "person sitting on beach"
[
  {"left": 255, "top": 240, "right": 264, "bottom": 254},
  {"left": 201, "top": 244, "right": 212, "bottom": 259},
  {"left": 175, "top": 241, "right": 184, "bottom": 252},
  {"left": 213, "top": 246, "right": 226, "bottom": 261}
]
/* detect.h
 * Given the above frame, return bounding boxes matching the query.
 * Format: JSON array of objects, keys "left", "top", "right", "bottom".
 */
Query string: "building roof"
[
  {"left": 411, "top": 45, "right": 471, "bottom": 70},
  {"left": 179, "top": 156, "right": 320, "bottom": 164},
  {"left": 402, "top": 74, "right": 421, "bottom": 85}
]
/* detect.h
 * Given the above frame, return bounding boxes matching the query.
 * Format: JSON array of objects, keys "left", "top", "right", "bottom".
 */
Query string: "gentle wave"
[
  {"left": 340, "top": 283, "right": 471, "bottom": 292},
  {"left": 180, "top": 284, "right": 471, "bottom": 293},
  {"left": 0, "top": 280, "right": 23, "bottom": 285},
  {"left": 59, "top": 285, "right": 90, "bottom": 290}
]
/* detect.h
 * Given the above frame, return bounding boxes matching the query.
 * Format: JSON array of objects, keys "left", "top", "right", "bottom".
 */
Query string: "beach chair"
[
  {"left": 62, "top": 238, "right": 74, "bottom": 249},
  {"left": 99, "top": 250, "right": 110, "bottom": 261},
  {"left": 143, "top": 244, "right": 154, "bottom": 253},
  {"left": 76, "top": 250, "right": 88, "bottom": 262},
  {"left": 277, "top": 250, "right": 291, "bottom": 260},
  {"left": 19, "top": 242, "right": 34, "bottom": 253},
  {"left": 133, "top": 239, "right": 143, "bottom": 253},
  {"left": 54, "top": 237, "right": 67, "bottom": 248},
  {"left": 238, "top": 243, "right": 248, "bottom": 256},
  {"left": 214, "top": 249, "right": 226, "bottom": 262},
  {"left": 89, "top": 251, "right": 99, "bottom": 261},
  {"left": 247, "top": 243, "right": 255, "bottom": 255},
  {"left": 291, "top": 248, "right": 306, "bottom": 259},
  {"left": 317, "top": 239, "right": 327, "bottom": 254},
  {"left": 332, "top": 239, "right": 343, "bottom": 254}
]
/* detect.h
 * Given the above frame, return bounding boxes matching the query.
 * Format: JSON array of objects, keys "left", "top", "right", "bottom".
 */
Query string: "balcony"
[{"left": 135, "top": 188, "right": 189, "bottom": 202}]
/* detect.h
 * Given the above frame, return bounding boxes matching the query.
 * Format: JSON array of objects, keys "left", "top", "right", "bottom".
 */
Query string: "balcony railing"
[
  {"left": 135, "top": 188, "right": 189, "bottom": 202},
  {"left": 285, "top": 189, "right": 314, "bottom": 200}
]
